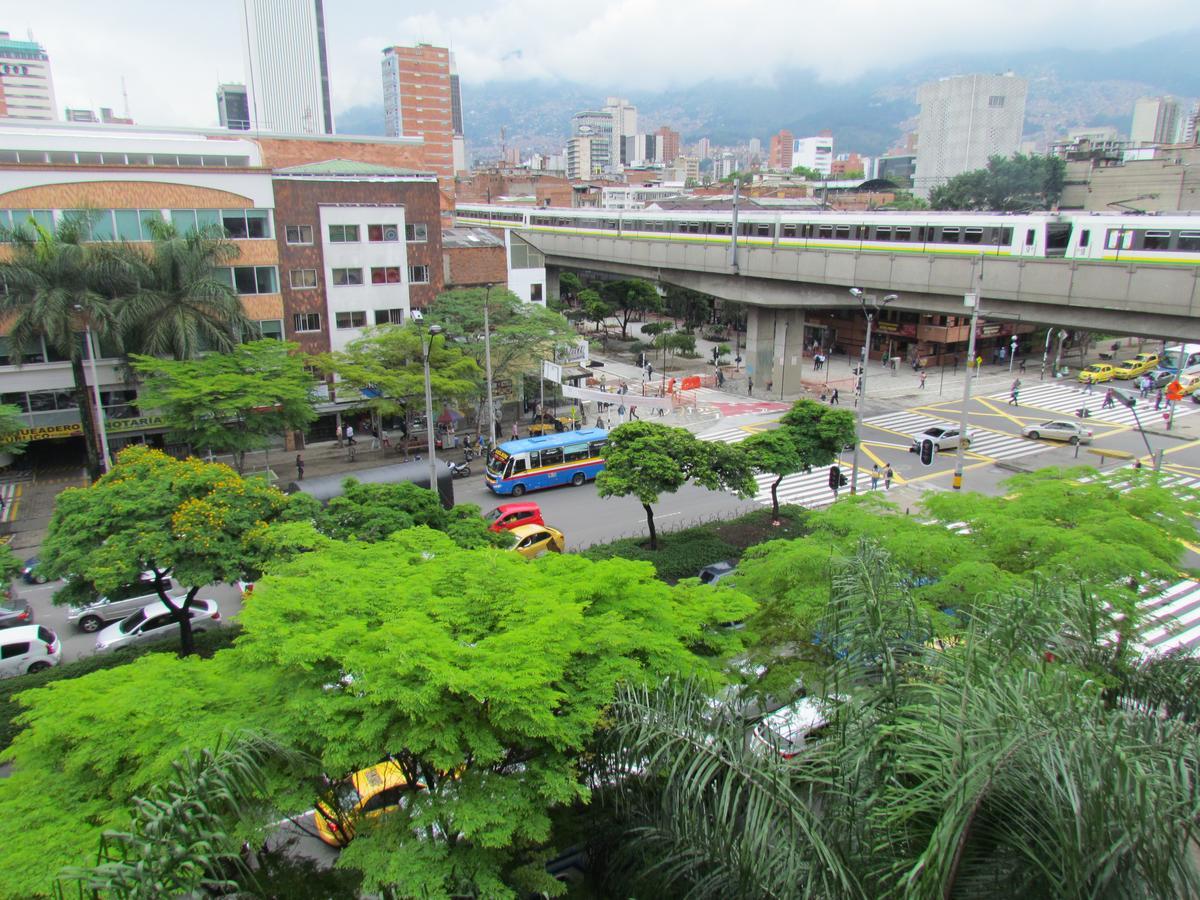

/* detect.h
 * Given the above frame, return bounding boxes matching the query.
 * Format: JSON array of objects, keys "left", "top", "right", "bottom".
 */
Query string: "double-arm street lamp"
[
  {"left": 848, "top": 288, "right": 898, "bottom": 495},
  {"left": 422, "top": 324, "right": 444, "bottom": 494}
]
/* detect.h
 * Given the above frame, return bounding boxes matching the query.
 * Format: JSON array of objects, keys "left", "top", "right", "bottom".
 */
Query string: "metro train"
[{"left": 455, "top": 204, "right": 1200, "bottom": 266}]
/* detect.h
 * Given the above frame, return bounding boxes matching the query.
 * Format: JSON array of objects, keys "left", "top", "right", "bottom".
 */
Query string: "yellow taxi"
[
  {"left": 314, "top": 760, "right": 423, "bottom": 846},
  {"left": 1078, "top": 363, "right": 1116, "bottom": 384},
  {"left": 527, "top": 414, "right": 576, "bottom": 436},
  {"left": 1111, "top": 353, "right": 1160, "bottom": 379},
  {"left": 508, "top": 524, "right": 566, "bottom": 558}
]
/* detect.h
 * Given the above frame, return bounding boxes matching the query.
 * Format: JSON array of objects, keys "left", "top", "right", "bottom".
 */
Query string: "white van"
[
  {"left": 1160, "top": 345, "right": 1200, "bottom": 373},
  {"left": 0, "top": 625, "right": 61, "bottom": 679}
]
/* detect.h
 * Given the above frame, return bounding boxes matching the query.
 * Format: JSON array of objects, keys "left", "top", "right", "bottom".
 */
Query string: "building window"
[
  {"left": 289, "top": 268, "right": 318, "bottom": 289},
  {"left": 367, "top": 223, "right": 400, "bottom": 242},
  {"left": 292, "top": 312, "right": 322, "bottom": 332},
  {"left": 220, "top": 265, "right": 278, "bottom": 295},
  {"left": 331, "top": 267, "right": 364, "bottom": 286},
  {"left": 408, "top": 265, "right": 429, "bottom": 284},
  {"left": 256, "top": 319, "right": 284, "bottom": 340},
  {"left": 509, "top": 239, "right": 545, "bottom": 269},
  {"left": 221, "top": 208, "right": 270, "bottom": 239},
  {"left": 988, "top": 96, "right": 1005, "bottom": 108},
  {"left": 530, "top": 283, "right": 544, "bottom": 302},
  {"left": 405, "top": 223, "right": 428, "bottom": 242},
  {"left": 370, "top": 266, "right": 402, "bottom": 284},
  {"left": 374, "top": 308, "right": 405, "bottom": 325},
  {"left": 328, "top": 224, "right": 360, "bottom": 243},
  {"left": 335, "top": 311, "right": 367, "bottom": 329},
  {"left": 285, "top": 225, "right": 313, "bottom": 245}
]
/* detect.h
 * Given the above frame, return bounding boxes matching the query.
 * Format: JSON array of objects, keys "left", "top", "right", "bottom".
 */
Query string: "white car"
[
  {"left": 910, "top": 426, "right": 972, "bottom": 453},
  {"left": 750, "top": 695, "right": 841, "bottom": 759},
  {"left": 0, "top": 625, "right": 61, "bottom": 679},
  {"left": 67, "top": 575, "right": 183, "bottom": 633},
  {"left": 94, "top": 599, "right": 221, "bottom": 653},
  {"left": 1021, "top": 420, "right": 1094, "bottom": 445}
]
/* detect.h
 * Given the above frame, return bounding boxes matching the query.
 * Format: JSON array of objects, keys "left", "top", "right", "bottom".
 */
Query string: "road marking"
[{"left": 975, "top": 396, "right": 1027, "bottom": 428}]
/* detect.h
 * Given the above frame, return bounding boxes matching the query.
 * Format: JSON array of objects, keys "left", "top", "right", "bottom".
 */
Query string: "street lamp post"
[
  {"left": 422, "top": 325, "right": 444, "bottom": 496},
  {"left": 848, "top": 288, "right": 898, "bottom": 495},
  {"left": 1040, "top": 329, "right": 1052, "bottom": 381},
  {"left": 1008, "top": 335, "right": 1018, "bottom": 373},
  {"left": 952, "top": 293, "right": 981, "bottom": 491},
  {"left": 482, "top": 284, "right": 497, "bottom": 446},
  {"left": 73, "top": 305, "right": 112, "bottom": 474}
]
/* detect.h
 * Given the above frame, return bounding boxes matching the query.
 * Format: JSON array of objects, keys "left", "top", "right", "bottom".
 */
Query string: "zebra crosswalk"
[
  {"left": 1139, "top": 580, "right": 1200, "bottom": 656},
  {"left": 0, "top": 482, "right": 18, "bottom": 523},
  {"left": 698, "top": 424, "right": 756, "bottom": 444},
  {"left": 751, "top": 467, "right": 877, "bottom": 510},
  {"left": 989, "top": 382, "right": 1199, "bottom": 427},
  {"left": 862, "top": 410, "right": 1049, "bottom": 461}
]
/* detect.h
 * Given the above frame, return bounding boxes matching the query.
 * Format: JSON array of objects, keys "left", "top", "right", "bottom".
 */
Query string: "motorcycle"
[{"left": 448, "top": 460, "right": 472, "bottom": 479}]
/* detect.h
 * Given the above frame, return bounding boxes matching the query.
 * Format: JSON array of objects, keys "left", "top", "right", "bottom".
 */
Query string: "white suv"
[{"left": 0, "top": 625, "right": 61, "bottom": 679}]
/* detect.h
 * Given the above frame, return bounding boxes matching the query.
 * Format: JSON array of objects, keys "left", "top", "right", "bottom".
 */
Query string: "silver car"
[
  {"left": 911, "top": 426, "right": 972, "bottom": 453},
  {"left": 94, "top": 598, "right": 221, "bottom": 653},
  {"left": 67, "top": 575, "right": 181, "bottom": 633},
  {"left": 1021, "top": 420, "right": 1093, "bottom": 445}
]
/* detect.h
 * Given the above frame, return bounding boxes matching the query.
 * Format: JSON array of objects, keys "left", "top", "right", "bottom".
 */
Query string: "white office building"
[
  {"left": 0, "top": 31, "right": 56, "bottom": 121},
  {"left": 241, "top": 0, "right": 334, "bottom": 134},
  {"left": 603, "top": 96, "right": 637, "bottom": 141},
  {"left": 792, "top": 134, "right": 834, "bottom": 176},
  {"left": 913, "top": 72, "right": 1027, "bottom": 197},
  {"left": 1131, "top": 96, "right": 1182, "bottom": 146}
]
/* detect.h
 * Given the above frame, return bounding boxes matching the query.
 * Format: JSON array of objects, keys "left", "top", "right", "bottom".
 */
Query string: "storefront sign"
[{"left": 17, "top": 414, "right": 166, "bottom": 442}]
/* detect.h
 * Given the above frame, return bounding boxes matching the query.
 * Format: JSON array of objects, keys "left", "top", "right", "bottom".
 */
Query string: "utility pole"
[
  {"left": 482, "top": 284, "right": 496, "bottom": 446},
  {"left": 952, "top": 293, "right": 980, "bottom": 491},
  {"left": 848, "top": 288, "right": 897, "bottom": 495}
]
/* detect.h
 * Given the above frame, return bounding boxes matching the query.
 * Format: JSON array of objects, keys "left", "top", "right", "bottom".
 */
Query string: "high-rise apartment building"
[
  {"left": 655, "top": 126, "right": 681, "bottom": 163},
  {"left": 0, "top": 30, "right": 56, "bottom": 121},
  {"left": 241, "top": 0, "right": 334, "bottom": 134},
  {"left": 1184, "top": 103, "right": 1200, "bottom": 147},
  {"left": 792, "top": 132, "right": 834, "bottom": 175},
  {"left": 570, "top": 109, "right": 614, "bottom": 174},
  {"left": 748, "top": 137, "right": 762, "bottom": 158},
  {"left": 1131, "top": 96, "right": 1182, "bottom": 145},
  {"left": 603, "top": 97, "right": 637, "bottom": 141},
  {"left": 566, "top": 135, "right": 594, "bottom": 180},
  {"left": 913, "top": 72, "right": 1027, "bottom": 197},
  {"left": 768, "top": 129, "right": 793, "bottom": 170},
  {"left": 381, "top": 43, "right": 464, "bottom": 176},
  {"left": 217, "top": 83, "right": 251, "bottom": 130}
]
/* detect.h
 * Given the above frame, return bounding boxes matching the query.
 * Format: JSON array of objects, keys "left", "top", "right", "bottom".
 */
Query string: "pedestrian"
[
  {"left": 618, "top": 404, "right": 626, "bottom": 420},
  {"left": 830, "top": 465, "right": 841, "bottom": 499},
  {"left": 596, "top": 416, "right": 606, "bottom": 430},
  {"left": 919, "top": 370, "right": 927, "bottom": 390},
  {"left": 1102, "top": 389, "right": 1115, "bottom": 409},
  {"left": 831, "top": 388, "right": 839, "bottom": 405},
  {"left": 335, "top": 423, "right": 344, "bottom": 447},
  {"left": 953, "top": 356, "right": 959, "bottom": 374},
  {"left": 884, "top": 463, "right": 894, "bottom": 490},
  {"left": 748, "top": 377, "right": 754, "bottom": 396},
  {"left": 345, "top": 424, "right": 356, "bottom": 445},
  {"left": 370, "top": 426, "right": 380, "bottom": 450},
  {"left": 871, "top": 464, "right": 880, "bottom": 491},
  {"left": 1155, "top": 389, "right": 1164, "bottom": 410},
  {"left": 1019, "top": 357, "right": 1027, "bottom": 374},
  {"left": 1084, "top": 379, "right": 1095, "bottom": 395},
  {"left": 295, "top": 454, "right": 304, "bottom": 480},
  {"left": 1009, "top": 378, "right": 1021, "bottom": 406},
  {"left": 380, "top": 428, "right": 391, "bottom": 449},
  {"left": 975, "top": 355, "right": 982, "bottom": 370},
  {"left": 1134, "top": 458, "right": 1143, "bottom": 470},
  {"left": 717, "top": 369, "right": 725, "bottom": 387},
  {"left": 630, "top": 405, "right": 640, "bottom": 420},
  {"left": 511, "top": 421, "right": 519, "bottom": 440}
]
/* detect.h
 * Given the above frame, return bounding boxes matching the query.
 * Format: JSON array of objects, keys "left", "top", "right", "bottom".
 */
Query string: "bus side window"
[
  {"left": 564, "top": 445, "right": 589, "bottom": 463},
  {"left": 526, "top": 451, "right": 540, "bottom": 469},
  {"left": 589, "top": 441, "right": 607, "bottom": 457},
  {"left": 510, "top": 458, "right": 526, "bottom": 475},
  {"left": 541, "top": 447, "right": 563, "bottom": 466}
]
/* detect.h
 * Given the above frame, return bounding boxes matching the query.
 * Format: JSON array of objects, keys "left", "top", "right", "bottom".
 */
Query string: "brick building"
[
  {"left": 441, "top": 227, "right": 507, "bottom": 287},
  {"left": 768, "top": 129, "right": 794, "bottom": 171},
  {"left": 381, "top": 43, "right": 464, "bottom": 176}
]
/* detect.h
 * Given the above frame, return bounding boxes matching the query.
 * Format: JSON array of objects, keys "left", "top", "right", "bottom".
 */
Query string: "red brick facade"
[
  {"left": 384, "top": 45, "right": 455, "bottom": 177},
  {"left": 255, "top": 136, "right": 428, "bottom": 172},
  {"left": 443, "top": 245, "right": 507, "bottom": 287},
  {"left": 454, "top": 172, "right": 574, "bottom": 208},
  {"left": 271, "top": 177, "right": 444, "bottom": 355}
]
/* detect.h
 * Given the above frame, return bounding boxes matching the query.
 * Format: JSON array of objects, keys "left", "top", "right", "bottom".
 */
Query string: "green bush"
[{"left": 0, "top": 624, "right": 241, "bottom": 752}]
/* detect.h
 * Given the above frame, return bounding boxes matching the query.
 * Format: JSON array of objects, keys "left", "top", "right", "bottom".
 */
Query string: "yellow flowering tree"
[{"left": 40, "top": 445, "right": 301, "bottom": 655}]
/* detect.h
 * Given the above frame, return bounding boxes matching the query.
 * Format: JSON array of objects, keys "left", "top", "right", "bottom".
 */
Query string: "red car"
[{"left": 485, "top": 502, "right": 545, "bottom": 533}]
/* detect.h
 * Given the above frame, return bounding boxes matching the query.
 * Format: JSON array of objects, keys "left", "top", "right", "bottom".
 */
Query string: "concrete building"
[
  {"left": 913, "top": 72, "right": 1027, "bottom": 197},
  {"left": 441, "top": 227, "right": 507, "bottom": 288},
  {"left": 748, "top": 137, "right": 762, "bottom": 158},
  {"left": 217, "top": 83, "right": 251, "bottom": 131},
  {"left": 655, "top": 126, "right": 681, "bottom": 163},
  {"left": 64, "top": 108, "right": 97, "bottom": 123},
  {"left": 0, "top": 30, "right": 56, "bottom": 121},
  {"left": 876, "top": 153, "right": 916, "bottom": 187},
  {"left": 241, "top": 0, "right": 334, "bottom": 134},
  {"left": 1059, "top": 144, "right": 1200, "bottom": 212},
  {"left": 696, "top": 137, "right": 711, "bottom": 160},
  {"left": 603, "top": 97, "right": 637, "bottom": 141},
  {"left": 792, "top": 132, "right": 834, "bottom": 175},
  {"left": 1131, "top": 96, "right": 1182, "bottom": 146},
  {"left": 1184, "top": 103, "right": 1200, "bottom": 146},
  {"left": 64, "top": 107, "right": 134, "bottom": 126},
  {"left": 570, "top": 109, "right": 614, "bottom": 174},
  {"left": 381, "top": 43, "right": 463, "bottom": 176},
  {"left": 768, "top": 129, "right": 793, "bottom": 171}
]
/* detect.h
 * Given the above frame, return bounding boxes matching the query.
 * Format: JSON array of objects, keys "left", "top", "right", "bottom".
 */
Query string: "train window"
[
  {"left": 1025, "top": 229, "right": 1036, "bottom": 247},
  {"left": 855, "top": 225, "right": 868, "bottom": 239},
  {"left": 1079, "top": 230, "right": 1090, "bottom": 248},
  {"left": 1141, "top": 230, "right": 1171, "bottom": 251},
  {"left": 602, "top": 220, "right": 618, "bottom": 230},
  {"left": 712, "top": 223, "right": 730, "bottom": 235},
  {"left": 818, "top": 225, "right": 833, "bottom": 239},
  {"left": 1179, "top": 231, "right": 1200, "bottom": 252},
  {"left": 835, "top": 226, "right": 851, "bottom": 239},
  {"left": 964, "top": 228, "right": 983, "bottom": 245},
  {"left": 895, "top": 226, "right": 911, "bottom": 241},
  {"left": 756, "top": 224, "right": 771, "bottom": 237},
  {"left": 876, "top": 227, "right": 892, "bottom": 241},
  {"left": 1105, "top": 230, "right": 1122, "bottom": 249},
  {"left": 942, "top": 228, "right": 960, "bottom": 243},
  {"left": 1000, "top": 227, "right": 1013, "bottom": 244},
  {"left": 782, "top": 224, "right": 797, "bottom": 238}
]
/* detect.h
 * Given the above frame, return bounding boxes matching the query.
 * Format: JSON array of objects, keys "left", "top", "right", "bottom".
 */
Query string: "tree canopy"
[
  {"left": 131, "top": 340, "right": 317, "bottom": 473},
  {"left": 0, "top": 403, "right": 29, "bottom": 460},
  {"left": 599, "top": 279, "right": 664, "bottom": 339},
  {"left": 596, "top": 421, "right": 754, "bottom": 549},
  {"left": 929, "top": 153, "right": 1066, "bottom": 211},
  {"left": 0, "top": 528, "right": 754, "bottom": 899}
]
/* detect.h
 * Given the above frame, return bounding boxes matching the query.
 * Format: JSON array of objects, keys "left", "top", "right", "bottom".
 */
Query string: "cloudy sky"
[{"left": 13, "top": 0, "right": 1200, "bottom": 128}]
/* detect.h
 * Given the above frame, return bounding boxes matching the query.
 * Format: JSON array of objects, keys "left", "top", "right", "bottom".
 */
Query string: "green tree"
[
  {"left": 579, "top": 288, "right": 615, "bottom": 336},
  {"left": 600, "top": 279, "right": 664, "bottom": 339},
  {"left": 719, "top": 171, "right": 753, "bottom": 186},
  {"left": 663, "top": 285, "right": 713, "bottom": 330},
  {"left": 558, "top": 271, "right": 583, "bottom": 304},
  {"left": 0, "top": 403, "right": 29, "bottom": 462},
  {"left": 39, "top": 445, "right": 298, "bottom": 655},
  {"left": 0, "top": 216, "right": 128, "bottom": 480},
  {"left": 131, "top": 340, "right": 316, "bottom": 474},
  {"left": 318, "top": 478, "right": 507, "bottom": 548},
  {"left": 791, "top": 165, "right": 823, "bottom": 180},
  {"left": 596, "top": 421, "right": 754, "bottom": 550},
  {"left": 929, "top": 153, "right": 1066, "bottom": 211},
  {"left": 0, "top": 529, "right": 754, "bottom": 899},
  {"left": 883, "top": 191, "right": 930, "bottom": 210},
  {"left": 321, "top": 324, "right": 481, "bottom": 457},
  {"left": 739, "top": 430, "right": 801, "bottom": 522},
  {"left": 117, "top": 221, "right": 253, "bottom": 361}
]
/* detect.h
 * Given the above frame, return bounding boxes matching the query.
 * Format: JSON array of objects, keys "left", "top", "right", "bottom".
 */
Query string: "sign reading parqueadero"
[{"left": 16, "top": 415, "right": 166, "bottom": 442}]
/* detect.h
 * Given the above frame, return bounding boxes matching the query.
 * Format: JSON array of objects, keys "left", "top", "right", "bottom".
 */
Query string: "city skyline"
[{"left": 6, "top": 1, "right": 1200, "bottom": 131}]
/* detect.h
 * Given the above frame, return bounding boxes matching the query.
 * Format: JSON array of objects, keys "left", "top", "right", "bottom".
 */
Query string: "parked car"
[
  {"left": 1078, "top": 363, "right": 1116, "bottom": 384},
  {"left": 0, "top": 625, "right": 60, "bottom": 679},
  {"left": 0, "top": 601, "right": 33, "bottom": 630},
  {"left": 750, "top": 695, "right": 842, "bottom": 759},
  {"left": 66, "top": 575, "right": 182, "bottom": 633},
  {"left": 508, "top": 524, "right": 566, "bottom": 559},
  {"left": 20, "top": 557, "right": 48, "bottom": 585},
  {"left": 1021, "top": 420, "right": 1094, "bottom": 445},
  {"left": 485, "top": 501, "right": 545, "bottom": 533},
  {"left": 314, "top": 759, "right": 424, "bottom": 847},
  {"left": 94, "top": 598, "right": 220, "bottom": 653},
  {"left": 910, "top": 426, "right": 972, "bottom": 453}
]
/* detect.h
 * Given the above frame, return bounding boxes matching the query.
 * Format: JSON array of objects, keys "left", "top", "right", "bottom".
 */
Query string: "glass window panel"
[
  {"left": 245, "top": 209, "right": 269, "bottom": 238},
  {"left": 196, "top": 209, "right": 221, "bottom": 232},
  {"left": 151, "top": 155, "right": 179, "bottom": 166},
  {"left": 213, "top": 267, "right": 234, "bottom": 289},
  {"left": 1, "top": 391, "right": 29, "bottom": 411},
  {"left": 233, "top": 267, "right": 257, "bottom": 294},
  {"left": 119, "top": 209, "right": 155, "bottom": 239},
  {"left": 222, "top": 210, "right": 248, "bottom": 238},
  {"left": 178, "top": 155, "right": 203, "bottom": 166},
  {"left": 0, "top": 339, "right": 11, "bottom": 367},
  {"left": 139, "top": 209, "right": 164, "bottom": 240},
  {"left": 255, "top": 267, "right": 277, "bottom": 293},
  {"left": 87, "top": 210, "right": 115, "bottom": 241},
  {"left": 125, "top": 153, "right": 149, "bottom": 165},
  {"left": 76, "top": 152, "right": 102, "bottom": 164},
  {"left": 27, "top": 391, "right": 56, "bottom": 412},
  {"left": 256, "top": 319, "right": 284, "bottom": 340}
]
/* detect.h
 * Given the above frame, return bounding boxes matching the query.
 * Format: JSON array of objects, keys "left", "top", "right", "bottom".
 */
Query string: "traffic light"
[
  {"left": 828, "top": 465, "right": 841, "bottom": 490},
  {"left": 920, "top": 438, "right": 936, "bottom": 466}
]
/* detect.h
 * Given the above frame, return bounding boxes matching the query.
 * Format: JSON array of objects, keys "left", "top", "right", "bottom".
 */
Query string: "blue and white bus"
[{"left": 485, "top": 428, "right": 608, "bottom": 496}]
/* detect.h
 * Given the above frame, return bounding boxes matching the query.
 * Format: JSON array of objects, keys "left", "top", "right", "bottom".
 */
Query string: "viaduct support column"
[{"left": 745, "top": 306, "right": 805, "bottom": 398}]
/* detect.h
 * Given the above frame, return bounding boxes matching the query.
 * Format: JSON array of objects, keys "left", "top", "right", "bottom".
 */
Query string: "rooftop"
[
  {"left": 441, "top": 227, "right": 504, "bottom": 249},
  {"left": 273, "top": 158, "right": 437, "bottom": 179}
]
